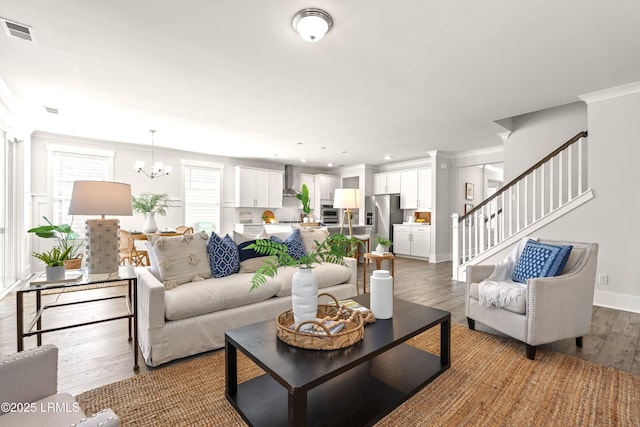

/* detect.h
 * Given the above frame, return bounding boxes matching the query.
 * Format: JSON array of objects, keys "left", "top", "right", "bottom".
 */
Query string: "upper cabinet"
[
  {"left": 235, "top": 166, "right": 284, "bottom": 208},
  {"left": 373, "top": 171, "right": 401, "bottom": 194},
  {"left": 316, "top": 174, "right": 339, "bottom": 201},
  {"left": 400, "top": 168, "right": 432, "bottom": 209},
  {"left": 299, "top": 173, "right": 316, "bottom": 209}
]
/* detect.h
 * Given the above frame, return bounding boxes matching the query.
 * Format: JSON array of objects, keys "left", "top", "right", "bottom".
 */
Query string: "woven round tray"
[{"left": 276, "top": 293, "right": 365, "bottom": 350}]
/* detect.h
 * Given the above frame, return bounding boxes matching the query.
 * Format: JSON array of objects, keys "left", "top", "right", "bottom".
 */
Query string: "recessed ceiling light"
[
  {"left": 301, "top": 158, "right": 307, "bottom": 163},
  {"left": 296, "top": 142, "right": 303, "bottom": 145},
  {"left": 327, "top": 163, "right": 333, "bottom": 167},
  {"left": 384, "top": 155, "right": 392, "bottom": 160},
  {"left": 320, "top": 146, "right": 326, "bottom": 150},
  {"left": 341, "top": 151, "right": 347, "bottom": 154}
]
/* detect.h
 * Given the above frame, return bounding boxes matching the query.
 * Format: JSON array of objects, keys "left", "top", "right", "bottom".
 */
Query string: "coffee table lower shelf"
[{"left": 227, "top": 343, "right": 447, "bottom": 426}]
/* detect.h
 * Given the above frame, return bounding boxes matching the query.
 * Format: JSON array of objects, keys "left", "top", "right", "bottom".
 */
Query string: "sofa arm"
[
  {"left": 343, "top": 257, "right": 358, "bottom": 289},
  {"left": 135, "top": 267, "right": 166, "bottom": 329},
  {"left": 72, "top": 408, "right": 120, "bottom": 427},
  {"left": 466, "top": 264, "right": 496, "bottom": 284},
  {"left": 0, "top": 344, "right": 58, "bottom": 411}
]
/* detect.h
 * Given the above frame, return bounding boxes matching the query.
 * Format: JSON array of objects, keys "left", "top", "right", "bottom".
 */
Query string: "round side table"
[{"left": 362, "top": 252, "right": 395, "bottom": 293}]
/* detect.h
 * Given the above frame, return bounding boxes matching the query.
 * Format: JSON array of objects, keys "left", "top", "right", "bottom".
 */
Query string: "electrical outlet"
[{"left": 598, "top": 273, "right": 609, "bottom": 285}]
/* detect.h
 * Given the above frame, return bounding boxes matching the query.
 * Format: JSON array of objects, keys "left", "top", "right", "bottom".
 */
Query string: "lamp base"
[{"left": 85, "top": 219, "right": 120, "bottom": 274}]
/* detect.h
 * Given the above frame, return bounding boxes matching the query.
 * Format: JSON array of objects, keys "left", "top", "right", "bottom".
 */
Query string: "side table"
[
  {"left": 363, "top": 252, "right": 395, "bottom": 293},
  {"left": 16, "top": 265, "right": 139, "bottom": 370}
]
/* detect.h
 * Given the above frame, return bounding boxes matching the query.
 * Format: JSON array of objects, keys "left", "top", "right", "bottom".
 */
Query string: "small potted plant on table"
[
  {"left": 295, "top": 184, "right": 312, "bottom": 223},
  {"left": 374, "top": 236, "right": 391, "bottom": 254},
  {"left": 33, "top": 246, "right": 73, "bottom": 280},
  {"left": 131, "top": 192, "right": 172, "bottom": 233}
]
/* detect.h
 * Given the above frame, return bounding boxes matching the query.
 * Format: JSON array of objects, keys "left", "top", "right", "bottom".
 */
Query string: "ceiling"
[{"left": 2, "top": 1, "right": 640, "bottom": 168}]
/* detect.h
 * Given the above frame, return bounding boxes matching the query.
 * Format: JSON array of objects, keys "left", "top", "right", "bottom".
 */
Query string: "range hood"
[{"left": 283, "top": 164, "right": 298, "bottom": 197}]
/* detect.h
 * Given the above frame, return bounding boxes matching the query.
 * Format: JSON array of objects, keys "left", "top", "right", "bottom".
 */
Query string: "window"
[
  {"left": 183, "top": 161, "right": 222, "bottom": 234},
  {"left": 47, "top": 144, "right": 114, "bottom": 234}
]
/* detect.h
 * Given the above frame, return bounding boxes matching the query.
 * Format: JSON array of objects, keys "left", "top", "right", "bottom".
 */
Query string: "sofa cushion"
[
  {"left": 233, "top": 230, "right": 269, "bottom": 244},
  {"left": 298, "top": 227, "right": 329, "bottom": 253},
  {"left": 512, "top": 239, "right": 573, "bottom": 284},
  {"left": 207, "top": 233, "right": 240, "bottom": 278},
  {"left": 270, "top": 228, "right": 306, "bottom": 259},
  {"left": 274, "top": 262, "right": 352, "bottom": 297},
  {"left": 147, "top": 232, "right": 212, "bottom": 287},
  {"left": 164, "top": 274, "right": 282, "bottom": 321}
]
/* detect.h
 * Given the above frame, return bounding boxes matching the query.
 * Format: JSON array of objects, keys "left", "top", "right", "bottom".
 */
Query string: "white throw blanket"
[{"left": 478, "top": 237, "right": 535, "bottom": 308}]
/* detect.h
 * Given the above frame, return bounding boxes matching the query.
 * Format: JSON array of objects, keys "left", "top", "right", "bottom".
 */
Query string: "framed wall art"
[{"left": 465, "top": 182, "right": 474, "bottom": 200}]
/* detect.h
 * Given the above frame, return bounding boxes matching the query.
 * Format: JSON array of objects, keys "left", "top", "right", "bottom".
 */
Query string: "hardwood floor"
[{"left": 1, "top": 258, "right": 639, "bottom": 396}]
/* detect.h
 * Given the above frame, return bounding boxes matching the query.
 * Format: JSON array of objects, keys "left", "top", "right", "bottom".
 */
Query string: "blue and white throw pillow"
[
  {"left": 270, "top": 229, "right": 306, "bottom": 260},
  {"left": 512, "top": 239, "right": 573, "bottom": 283},
  {"left": 207, "top": 233, "right": 240, "bottom": 278}
]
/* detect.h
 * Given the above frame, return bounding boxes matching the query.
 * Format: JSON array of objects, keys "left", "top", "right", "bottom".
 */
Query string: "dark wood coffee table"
[{"left": 225, "top": 294, "right": 451, "bottom": 426}]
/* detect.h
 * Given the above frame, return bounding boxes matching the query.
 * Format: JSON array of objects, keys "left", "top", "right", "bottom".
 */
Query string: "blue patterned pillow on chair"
[
  {"left": 207, "top": 233, "right": 240, "bottom": 278},
  {"left": 512, "top": 239, "right": 573, "bottom": 284},
  {"left": 270, "top": 229, "right": 306, "bottom": 260}
]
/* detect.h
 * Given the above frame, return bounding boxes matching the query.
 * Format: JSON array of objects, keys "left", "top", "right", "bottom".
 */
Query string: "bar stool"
[{"left": 352, "top": 234, "right": 370, "bottom": 264}]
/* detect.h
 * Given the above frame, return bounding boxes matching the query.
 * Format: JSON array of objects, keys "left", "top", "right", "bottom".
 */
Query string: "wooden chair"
[
  {"left": 176, "top": 225, "right": 194, "bottom": 234},
  {"left": 119, "top": 230, "right": 150, "bottom": 266}
]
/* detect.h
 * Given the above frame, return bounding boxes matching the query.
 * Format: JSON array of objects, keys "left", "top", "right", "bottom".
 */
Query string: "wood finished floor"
[{"left": 1, "top": 258, "right": 638, "bottom": 396}]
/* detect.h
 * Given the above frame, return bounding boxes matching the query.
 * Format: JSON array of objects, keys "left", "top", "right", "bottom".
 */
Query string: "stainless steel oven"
[{"left": 320, "top": 205, "right": 339, "bottom": 224}]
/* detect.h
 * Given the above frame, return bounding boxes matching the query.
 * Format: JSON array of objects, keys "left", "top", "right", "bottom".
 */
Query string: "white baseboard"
[{"left": 594, "top": 290, "right": 640, "bottom": 314}]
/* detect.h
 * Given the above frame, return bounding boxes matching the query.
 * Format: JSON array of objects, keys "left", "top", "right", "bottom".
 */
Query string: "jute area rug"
[{"left": 77, "top": 323, "right": 640, "bottom": 426}]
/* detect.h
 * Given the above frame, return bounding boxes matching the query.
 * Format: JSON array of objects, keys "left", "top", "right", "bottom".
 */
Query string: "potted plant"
[
  {"left": 131, "top": 192, "right": 172, "bottom": 233},
  {"left": 33, "top": 246, "right": 72, "bottom": 280},
  {"left": 375, "top": 236, "right": 391, "bottom": 254},
  {"left": 28, "top": 217, "right": 85, "bottom": 269},
  {"left": 247, "top": 233, "right": 358, "bottom": 326},
  {"left": 295, "top": 184, "right": 312, "bottom": 223}
]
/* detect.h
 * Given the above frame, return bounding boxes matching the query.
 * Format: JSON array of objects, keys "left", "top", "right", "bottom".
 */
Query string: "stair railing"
[{"left": 452, "top": 131, "right": 589, "bottom": 279}]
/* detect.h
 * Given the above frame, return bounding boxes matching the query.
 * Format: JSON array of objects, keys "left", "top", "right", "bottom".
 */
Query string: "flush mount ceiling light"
[
  {"left": 134, "top": 130, "right": 172, "bottom": 179},
  {"left": 292, "top": 8, "right": 333, "bottom": 42}
]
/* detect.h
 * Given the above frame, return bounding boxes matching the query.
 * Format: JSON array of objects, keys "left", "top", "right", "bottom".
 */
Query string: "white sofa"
[{"left": 135, "top": 229, "right": 357, "bottom": 367}]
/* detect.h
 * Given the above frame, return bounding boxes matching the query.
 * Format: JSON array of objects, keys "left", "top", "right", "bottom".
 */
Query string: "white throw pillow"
[{"left": 146, "top": 232, "right": 212, "bottom": 288}]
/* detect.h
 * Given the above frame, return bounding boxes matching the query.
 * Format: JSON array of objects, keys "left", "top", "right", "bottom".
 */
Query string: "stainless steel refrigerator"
[{"left": 367, "top": 194, "right": 403, "bottom": 252}]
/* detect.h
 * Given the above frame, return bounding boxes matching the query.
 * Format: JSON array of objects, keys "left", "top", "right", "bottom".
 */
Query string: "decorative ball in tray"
[{"left": 276, "top": 293, "right": 375, "bottom": 350}]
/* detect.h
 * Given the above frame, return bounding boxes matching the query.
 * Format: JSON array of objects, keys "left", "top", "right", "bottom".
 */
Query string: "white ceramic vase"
[
  {"left": 376, "top": 243, "right": 386, "bottom": 253},
  {"left": 143, "top": 211, "right": 158, "bottom": 233},
  {"left": 291, "top": 267, "right": 318, "bottom": 327},
  {"left": 45, "top": 265, "right": 65, "bottom": 281}
]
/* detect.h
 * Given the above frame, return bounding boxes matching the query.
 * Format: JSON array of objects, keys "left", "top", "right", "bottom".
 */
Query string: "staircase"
[{"left": 451, "top": 131, "right": 593, "bottom": 281}]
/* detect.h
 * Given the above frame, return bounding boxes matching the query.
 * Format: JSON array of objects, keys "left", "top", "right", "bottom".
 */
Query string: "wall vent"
[
  {"left": 43, "top": 106, "right": 59, "bottom": 115},
  {"left": 1, "top": 17, "right": 36, "bottom": 43}
]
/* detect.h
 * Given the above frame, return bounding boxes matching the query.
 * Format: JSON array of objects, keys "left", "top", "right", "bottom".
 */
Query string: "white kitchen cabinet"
[
  {"left": 299, "top": 173, "right": 316, "bottom": 209},
  {"left": 373, "top": 171, "right": 401, "bottom": 194},
  {"left": 317, "top": 174, "right": 339, "bottom": 201},
  {"left": 400, "top": 168, "right": 432, "bottom": 209},
  {"left": 233, "top": 223, "right": 265, "bottom": 237},
  {"left": 235, "top": 167, "right": 283, "bottom": 208},
  {"left": 393, "top": 224, "right": 430, "bottom": 259}
]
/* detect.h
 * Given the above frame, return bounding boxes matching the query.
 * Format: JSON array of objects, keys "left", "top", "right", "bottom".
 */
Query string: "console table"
[{"left": 16, "top": 265, "right": 139, "bottom": 370}]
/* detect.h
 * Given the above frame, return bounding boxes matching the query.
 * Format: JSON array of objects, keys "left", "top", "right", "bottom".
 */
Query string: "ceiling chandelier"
[
  {"left": 134, "top": 129, "right": 172, "bottom": 179},
  {"left": 292, "top": 8, "right": 333, "bottom": 42}
]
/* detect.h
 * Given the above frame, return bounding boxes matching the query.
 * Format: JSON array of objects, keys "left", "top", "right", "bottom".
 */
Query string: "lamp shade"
[
  {"left": 333, "top": 188, "right": 361, "bottom": 209},
  {"left": 68, "top": 181, "right": 133, "bottom": 216}
]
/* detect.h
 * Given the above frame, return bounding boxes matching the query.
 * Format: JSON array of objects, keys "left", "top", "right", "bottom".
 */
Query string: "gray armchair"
[
  {"left": 0, "top": 344, "right": 120, "bottom": 426},
  {"left": 466, "top": 239, "right": 598, "bottom": 360}
]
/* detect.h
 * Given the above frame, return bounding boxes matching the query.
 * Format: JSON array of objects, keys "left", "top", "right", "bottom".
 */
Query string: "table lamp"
[
  {"left": 68, "top": 181, "right": 133, "bottom": 274},
  {"left": 332, "top": 188, "right": 361, "bottom": 238}
]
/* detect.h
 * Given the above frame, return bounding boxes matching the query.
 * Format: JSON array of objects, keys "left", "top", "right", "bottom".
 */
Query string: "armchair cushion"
[{"left": 512, "top": 239, "right": 572, "bottom": 283}]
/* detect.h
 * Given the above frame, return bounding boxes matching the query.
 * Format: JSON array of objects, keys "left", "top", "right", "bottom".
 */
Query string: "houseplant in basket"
[
  {"left": 248, "top": 233, "right": 358, "bottom": 326},
  {"left": 28, "top": 216, "right": 85, "bottom": 269},
  {"left": 131, "top": 192, "right": 172, "bottom": 233}
]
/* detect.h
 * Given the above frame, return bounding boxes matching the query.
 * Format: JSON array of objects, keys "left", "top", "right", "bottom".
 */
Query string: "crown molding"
[{"left": 579, "top": 81, "right": 640, "bottom": 104}]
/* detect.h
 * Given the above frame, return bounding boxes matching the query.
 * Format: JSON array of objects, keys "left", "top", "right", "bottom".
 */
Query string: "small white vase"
[
  {"left": 376, "top": 244, "right": 386, "bottom": 253},
  {"left": 291, "top": 267, "right": 318, "bottom": 327},
  {"left": 45, "top": 265, "right": 65, "bottom": 281},
  {"left": 143, "top": 211, "right": 158, "bottom": 233}
]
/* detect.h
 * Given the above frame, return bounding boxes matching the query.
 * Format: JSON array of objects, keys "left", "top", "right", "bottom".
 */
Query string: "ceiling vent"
[{"left": 1, "top": 18, "right": 36, "bottom": 43}]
